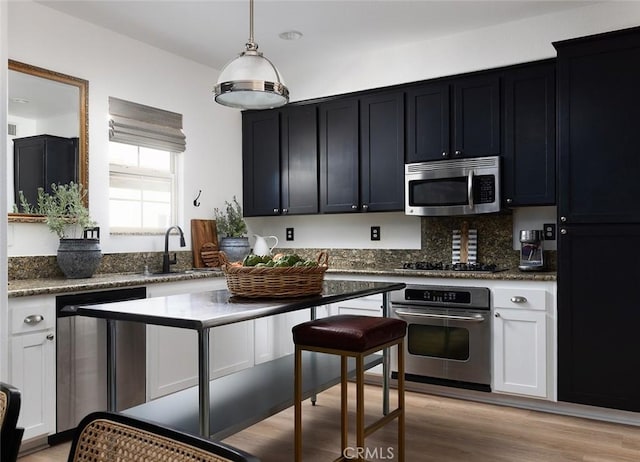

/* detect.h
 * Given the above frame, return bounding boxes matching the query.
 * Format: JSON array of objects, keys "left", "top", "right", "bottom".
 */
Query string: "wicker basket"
[{"left": 219, "top": 251, "right": 329, "bottom": 298}]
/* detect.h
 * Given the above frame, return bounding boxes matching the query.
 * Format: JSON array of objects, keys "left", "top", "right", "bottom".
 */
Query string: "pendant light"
[{"left": 213, "top": 0, "right": 289, "bottom": 110}]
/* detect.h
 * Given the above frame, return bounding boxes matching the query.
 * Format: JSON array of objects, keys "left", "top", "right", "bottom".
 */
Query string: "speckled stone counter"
[
  {"left": 327, "top": 268, "right": 556, "bottom": 281},
  {"left": 8, "top": 265, "right": 555, "bottom": 298},
  {"left": 7, "top": 269, "right": 225, "bottom": 298}
]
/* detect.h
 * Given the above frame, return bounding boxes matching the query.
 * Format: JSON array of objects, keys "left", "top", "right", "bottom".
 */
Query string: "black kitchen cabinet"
[
  {"left": 319, "top": 98, "right": 359, "bottom": 213},
  {"left": 360, "top": 91, "right": 405, "bottom": 212},
  {"left": 242, "top": 110, "right": 281, "bottom": 217},
  {"left": 556, "top": 27, "right": 640, "bottom": 224},
  {"left": 555, "top": 27, "right": 640, "bottom": 412},
  {"left": 281, "top": 104, "right": 318, "bottom": 215},
  {"left": 557, "top": 225, "right": 640, "bottom": 412},
  {"left": 406, "top": 74, "right": 500, "bottom": 162},
  {"left": 502, "top": 60, "right": 556, "bottom": 207},
  {"left": 13, "top": 134, "right": 78, "bottom": 208}
]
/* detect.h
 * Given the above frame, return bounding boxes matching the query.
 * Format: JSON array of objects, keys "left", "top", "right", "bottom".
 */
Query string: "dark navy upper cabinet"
[
  {"left": 319, "top": 98, "right": 360, "bottom": 213},
  {"left": 360, "top": 91, "right": 405, "bottom": 212},
  {"left": 406, "top": 82, "right": 450, "bottom": 163},
  {"left": 502, "top": 60, "right": 556, "bottom": 207},
  {"left": 406, "top": 74, "right": 500, "bottom": 162},
  {"left": 556, "top": 27, "right": 640, "bottom": 224},
  {"left": 281, "top": 105, "right": 318, "bottom": 215},
  {"left": 242, "top": 110, "right": 281, "bottom": 217}
]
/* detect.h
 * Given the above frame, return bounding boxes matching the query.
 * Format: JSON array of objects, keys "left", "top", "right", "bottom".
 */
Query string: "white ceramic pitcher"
[{"left": 253, "top": 234, "right": 279, "bottom": 256}]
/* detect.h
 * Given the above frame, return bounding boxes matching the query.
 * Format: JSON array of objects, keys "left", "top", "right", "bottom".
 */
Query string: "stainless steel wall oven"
[{"left": 390, "top": 284, "right": 491, "bottom": 392}]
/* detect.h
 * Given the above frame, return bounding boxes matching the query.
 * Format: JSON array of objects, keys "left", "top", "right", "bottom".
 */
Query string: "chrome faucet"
[{"left": 162, "top": 225, "right": 186, "bottom": 273}]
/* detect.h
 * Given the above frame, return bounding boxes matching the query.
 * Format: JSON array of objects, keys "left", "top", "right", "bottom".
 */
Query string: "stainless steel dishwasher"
[{"left": 53, "top": 287, "right": 147, "bottom": 441}]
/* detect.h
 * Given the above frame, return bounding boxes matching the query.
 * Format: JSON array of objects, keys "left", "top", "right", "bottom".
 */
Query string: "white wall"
[
  {"left": 7, "top": 1, "right": 242, "bottom": 256},
  {"left": 1, "top": 0, "right": 10, "bottom": 380},
  {"left": 8, "top": 1, "right": 640, "bottom": 256}
]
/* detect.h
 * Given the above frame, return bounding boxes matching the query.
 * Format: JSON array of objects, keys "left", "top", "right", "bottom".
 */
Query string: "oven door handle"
[{"left": 393, "top": 310, "right": 486, "bottom": 323}]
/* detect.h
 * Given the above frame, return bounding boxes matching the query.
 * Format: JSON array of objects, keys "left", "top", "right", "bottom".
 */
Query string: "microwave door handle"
[{"left": 467, "top": 170, "right": 474, "bottom": 209}]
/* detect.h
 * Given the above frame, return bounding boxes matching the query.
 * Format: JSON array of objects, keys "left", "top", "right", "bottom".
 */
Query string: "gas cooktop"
[{"left": 400, "top": 261, "right": 508, "bottom": 273}]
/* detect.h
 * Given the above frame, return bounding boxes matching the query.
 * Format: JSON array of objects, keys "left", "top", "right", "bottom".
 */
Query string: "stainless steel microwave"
[{"left": 405, "top": 155, "right": 501, "bottom": 216}]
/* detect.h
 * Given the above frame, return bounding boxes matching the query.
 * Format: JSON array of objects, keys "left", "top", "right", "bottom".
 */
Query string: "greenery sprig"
[
  {"left": 35, "top": 182, "right": 95, "bottom": 239},
  {"left": 214, "top": 196, "right": 247, "bottom": 238}
]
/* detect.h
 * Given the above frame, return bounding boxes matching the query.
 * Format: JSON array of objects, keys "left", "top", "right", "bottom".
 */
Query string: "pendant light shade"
[{"left": 214, "top": 0, "right": 289, "bottom": 110}]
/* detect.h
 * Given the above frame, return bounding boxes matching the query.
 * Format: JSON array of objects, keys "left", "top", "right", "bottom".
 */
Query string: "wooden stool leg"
[
  {"left": 356, "top": 353, "right": 365, "bottom": 461},
  {"left": 398, "top": 340, "right": 405, "bottom": 462},
  {"left": 295, "top": 346, "right": 303, "bottom": 462},
  {"left": 341, "top": 355, "right": 348, "bottom": 456}
]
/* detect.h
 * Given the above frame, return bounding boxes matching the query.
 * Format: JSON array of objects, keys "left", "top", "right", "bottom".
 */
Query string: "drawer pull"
[
  {"left": 46, "top": 334, "right": 55, "bottom": 341},
  {"left": 510, "top": 296, "right": 527, "bottom": 304},
  {"left": 24, "top": 314, "right": 44, "bottom": 325}
]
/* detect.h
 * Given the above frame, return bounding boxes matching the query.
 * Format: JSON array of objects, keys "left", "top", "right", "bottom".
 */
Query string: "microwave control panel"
[{"left": 474, "top": 175, "right": 496, "bottom": 204}]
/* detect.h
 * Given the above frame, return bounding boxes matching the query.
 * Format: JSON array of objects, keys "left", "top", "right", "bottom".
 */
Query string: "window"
[
  {"left": 109, "top": 142, "right": 177, "bottom": 232},
  {"left": 108, "top": 97, "right": 186, "bottom": 233}
]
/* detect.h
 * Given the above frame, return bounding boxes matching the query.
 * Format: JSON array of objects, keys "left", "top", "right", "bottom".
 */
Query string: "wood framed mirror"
[{"left": 8, "top": 60, "right": 88, "bottom": 223}]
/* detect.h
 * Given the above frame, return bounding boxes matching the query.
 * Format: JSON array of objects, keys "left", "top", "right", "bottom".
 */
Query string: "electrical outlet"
[
  {"left": 543, "top": 223, "right": 556, "bottom": 240},
  {"left": 371, "top": 226, "right": 381, "bottom": 241},
  {"left": 286, "top": 227, "right": 294, "bottom": 241}
]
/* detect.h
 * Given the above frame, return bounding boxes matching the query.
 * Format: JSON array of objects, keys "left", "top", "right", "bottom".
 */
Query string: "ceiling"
[{"left": 38, "top": 0, "right": 599, "bottom": 72}]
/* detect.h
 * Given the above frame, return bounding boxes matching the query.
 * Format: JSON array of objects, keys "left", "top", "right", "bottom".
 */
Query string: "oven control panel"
[
  {"left": 405, "top": 289, "right": 471, "bottom": 304},
  {"left": 391, "top": 284, "right": 490, "bottom": 310}
]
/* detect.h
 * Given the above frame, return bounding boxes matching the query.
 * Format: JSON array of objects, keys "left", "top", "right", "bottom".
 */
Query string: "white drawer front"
[
  {"left": 493, "top": 288, "right": 547, "bottom": 311},
  {"left": 10, "top": 297, "right": 56, "bottom": 334}
]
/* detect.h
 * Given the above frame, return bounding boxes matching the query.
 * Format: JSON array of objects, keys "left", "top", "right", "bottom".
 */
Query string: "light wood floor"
[{"left": 19, "top": 384, "right": 640, "bottom": 462}]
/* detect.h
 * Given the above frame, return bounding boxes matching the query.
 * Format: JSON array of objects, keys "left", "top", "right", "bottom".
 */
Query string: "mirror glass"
[{"left": 7, "top": 60, "right": 88, "bottom": 222}]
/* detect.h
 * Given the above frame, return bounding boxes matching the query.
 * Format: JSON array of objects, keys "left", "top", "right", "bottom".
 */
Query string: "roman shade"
[{"left": 108, "top": 97, "right": 186, "bottom": 153}]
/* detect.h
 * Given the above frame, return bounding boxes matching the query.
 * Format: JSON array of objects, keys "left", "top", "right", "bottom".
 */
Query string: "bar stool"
[{"left": 293, "top": 315, "right": 407, "bottom": 462}]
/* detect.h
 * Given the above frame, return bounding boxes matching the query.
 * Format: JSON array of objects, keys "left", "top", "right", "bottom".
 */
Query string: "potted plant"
[
  {"left": 214, "top": 196, "right": 250, "bottom": 262},
  {"left": 38, "top": 182, "right": 102, "bottom": 278}
]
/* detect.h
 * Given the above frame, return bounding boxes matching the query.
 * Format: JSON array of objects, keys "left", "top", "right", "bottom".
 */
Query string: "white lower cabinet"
[
  {"left": 492, "top": 286, "right": 554, "bottom": 399},
  {"left": 146, "top": 278, "right": 254, "bottom": 400},
  {"left": 8, "top": 295, "right": 56, "bottom": 442}
]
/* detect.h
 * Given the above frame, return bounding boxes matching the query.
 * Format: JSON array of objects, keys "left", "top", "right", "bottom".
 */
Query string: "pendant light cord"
[{"left": 246, "top": 0, "right": 257, "bottom": 51}]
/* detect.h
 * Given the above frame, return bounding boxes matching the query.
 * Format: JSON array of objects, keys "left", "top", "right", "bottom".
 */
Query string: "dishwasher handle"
[{"left": 393, "top": 309, "right": 486, "bottom": 323}]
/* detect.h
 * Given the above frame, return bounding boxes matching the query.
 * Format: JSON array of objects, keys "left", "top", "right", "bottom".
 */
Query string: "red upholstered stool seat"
[
  {"left": 293, "top": 315, "right": 407, "bottom": 462},
  {"left": 293, "top": 314, "right": 407, "bottom": 352}
]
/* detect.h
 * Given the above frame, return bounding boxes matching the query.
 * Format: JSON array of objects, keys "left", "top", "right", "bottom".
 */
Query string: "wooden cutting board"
[{"left": 191, "top": 219, "right": 218, "bottom": 268}]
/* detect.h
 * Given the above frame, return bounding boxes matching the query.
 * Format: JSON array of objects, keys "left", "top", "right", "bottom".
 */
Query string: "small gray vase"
[{"left": 219, "top": 237, "right": 251, "bottom": 262}]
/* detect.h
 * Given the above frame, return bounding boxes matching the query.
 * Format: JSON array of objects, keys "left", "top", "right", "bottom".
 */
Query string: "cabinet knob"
[
  {"left": 282, "top": 208, "right": 288, "bottom": 214},
  {"left": 362, "top": 204, "right": 369, "bottom": 211},
  {"left": 506, "top": 198, "right": 513, "bottom": 204},
  {"left": 351, "top": 205, "right": 358, "bottom": 210},
  {"left": 46, "top": 334, "right": 54, "bottom": 341},
  {"left": 560, "top": 216, "right": 567, "bottom": 222},
  {"left": 454, "top": 150, "right": 462, "bottom": 157},
  {"left": 441, "top": 152, "right": 448, "bottom": 158},
  {"left": 494, "top": 312, "right": 501, "bottom": 318},
  {"left": 24, "top": 314, "right": 44, "bottom": 325},
  {"left": 273, "top": 208, "right": 279, "bottom": 214},
  {"left": 510, "top": 296, "right": 527, "bottom": 303},
  {"left": 560, "top": 228, "right": 567, "bottom": 235}
]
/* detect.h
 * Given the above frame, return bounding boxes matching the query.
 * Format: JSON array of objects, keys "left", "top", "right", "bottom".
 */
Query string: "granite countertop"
[
  {"left": 7, "top": 269, "right": 226, "bottom": 297},
  {"left": 8, "top": 265, "right": 556, "bottom": 298}
]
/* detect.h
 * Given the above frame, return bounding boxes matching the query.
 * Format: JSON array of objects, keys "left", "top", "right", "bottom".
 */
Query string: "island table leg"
[{"left": 198, "top": 329, "right": 211, "bottom": 438}]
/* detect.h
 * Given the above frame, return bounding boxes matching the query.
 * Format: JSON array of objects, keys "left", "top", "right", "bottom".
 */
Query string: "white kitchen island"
[{"left": 60, "top": 280, "right": 405, "bottom": 440}]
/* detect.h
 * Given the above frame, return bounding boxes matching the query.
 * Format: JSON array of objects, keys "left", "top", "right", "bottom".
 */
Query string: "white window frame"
[{"left": 108, "top": 144, "right": 179, "bottom": 234}]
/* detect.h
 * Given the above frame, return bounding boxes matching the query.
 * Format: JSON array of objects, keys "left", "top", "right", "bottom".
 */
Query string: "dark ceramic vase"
[
  {"left": 219, "top": 237, "right": 251, "bottom": 263},
  {"left": 57, "top": 238, "right": 102, "bottom": 278}
]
